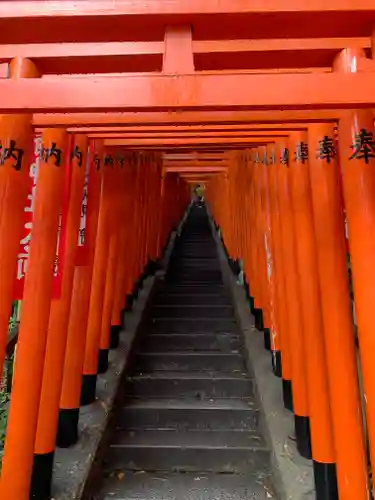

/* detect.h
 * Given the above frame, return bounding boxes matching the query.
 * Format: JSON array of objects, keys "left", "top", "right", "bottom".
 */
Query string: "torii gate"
[{"left": 0, "top": 2, "right": 373, "bottom": 500}]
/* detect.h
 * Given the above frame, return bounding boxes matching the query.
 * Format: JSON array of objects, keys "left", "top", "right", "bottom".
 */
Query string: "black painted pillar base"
[
  {"left": 263, "top": 328, "right": 271, "bottom": 351},
  {"left": 244, "top": 281, "right": 250, "bottom": 300},
  {"left": 56, "top": 408, "right": 79, "bottom": 448},
  {"left": 249, "top": 296, "right": 255, "bottom": 314},
  {"left": 271, "top": 350, "right": 282, "bottom": 377},
  {"left": 120, "top": 308, "right": 127, "bottom": 328},
  {"left": 97, "top": 348, "right": 109, "bottom": 374},
  {"left": 110, "top": 325, "right": 121, "bottom": 349},
  {"left": 81, "top": 374, "right": 97, "bottom": 406},
  {"left": 282, "top": 378, "right": 293, "bottom": 412},
  {"left": 125, "top": 293, "right": 134, "bottom": 311},
  {"left": 30, "top": 451, "right": 54, "bottom": 499},
  {"left": 253, "top": 308, "right": 264, "bottom": 331},
  {"left": 294, "top": 414, "right": 312, "bottom": 459},
  {"left": 313, "top": 461, "right": 339, "bottom": 500}
]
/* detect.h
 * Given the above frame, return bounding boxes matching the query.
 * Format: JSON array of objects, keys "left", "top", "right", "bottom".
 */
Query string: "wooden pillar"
[
  {"left": 81, "top": 152, "right": 114, "bottom": 404},
  {"left": 0, "top": 128, "right": 67, "bottom": 500},
  {"left": 57, "top": 141, "right": 103, "bottom": 447},
  {"left": 0, "top": 58, "right": 39, "bottom": 381},
  {"left": 98, "top": 157, "right": 124, "bottom": 372},
  {"left": 275, "top": 138, "right": 310, "bottom": 455},
  {"left": 289, "top": 130, "right": 337, "bottom": 499},
  {"left": 308, "top": 123, "right": 368, "bottom": 500},
  {"left": 334, "top": 46, "right": 375, "bottom": 490},
  {"left": 30, "top": 135, "right": 87, "bottom": 499}
]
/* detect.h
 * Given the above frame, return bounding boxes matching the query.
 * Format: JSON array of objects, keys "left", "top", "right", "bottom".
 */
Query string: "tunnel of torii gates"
[{"left": 2, "top": 2, "right": 375, "bottom": 500}]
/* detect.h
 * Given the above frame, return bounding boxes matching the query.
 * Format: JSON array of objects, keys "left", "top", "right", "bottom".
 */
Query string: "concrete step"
[
  {"left": 106, "top": 429, "right": 270, "bottom": 473},
  {"left": 126, "top": 371, "right": 254, "bottom": 399},
  {"left": 134, "top": 352, "right": 246, "bottom": 372},
  {"left": 119, "top": 398, "right": 259, "bottom": 431},
  {"left": 97, "top": 471, "right": 275, "bottom": 500},
  {"left": 140, "top": 333, "right": 243, "bottom": 353}
]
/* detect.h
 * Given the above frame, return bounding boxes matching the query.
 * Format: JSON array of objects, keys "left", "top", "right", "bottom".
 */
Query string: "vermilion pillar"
[
  {"left": 0, "top": 58, "right": 39, "bottom": 381},
  {"left": 275, "top": 138, "right": 310, "bottom": 456},
  {"left": 308, "top": 123, "right": 368, "bottom": 500},
  {"left": 289, "top": 131, "right": 337, "bottom": 498},
  {"left": 334, "top": 47, "right": 375, "bottom": 490},
  {"left": 57, "top": 141, "right": 103, "bottom": 447},
  {"left": 30, "top": 135, "right": 88, "bottom": 499},
  {"left": 98, "top": 158, "right": 123, "bottom": 373},
  {"left": 81, "top": 153, "right": 113, "bottom": 404},
  {"left": 265, "top": 143, "right": 285, "bottom": 378},
  {"left": 0, "top": 128, "right": 67, "bottom": 500}
]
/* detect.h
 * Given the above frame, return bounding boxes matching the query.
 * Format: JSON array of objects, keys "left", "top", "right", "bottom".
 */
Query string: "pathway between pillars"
[{"left": 93, "top": 203, "right": 277, "bottom": 500}]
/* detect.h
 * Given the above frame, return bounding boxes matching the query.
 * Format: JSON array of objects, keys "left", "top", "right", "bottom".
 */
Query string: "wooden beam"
[
  {"left": 33, "top": 111, "right": 335, "bottom": 127},
  {"left": 86, "top": 131, "right": 289, "bottom": 139},
  {"left": 3, "top": 1, "right": 374, "bottom": 17},
  {"left": 0, "top": 38, "right": 367, "bottom": 60},
  {"left": 104, "top": 137, "right": 277, "bottom": 147},
  {"left": 63, "top": 124, "right": 308, "bottom": 133},
  {"left": 0, "top": 38, "right": 368, "bottom": 74},
  {"left": 1, "top": 2, "right": 374, "bottom": 46},
  {"left": 165, "top": 166, "right": 227, "bottom": 173},
  {"left": 3, "top": 72, "right": 375, "bottom": 113}
]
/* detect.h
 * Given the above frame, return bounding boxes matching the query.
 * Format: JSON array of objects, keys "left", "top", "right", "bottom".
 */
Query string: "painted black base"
[
  {"left": 147, "top": 259, "right": 159, "bottom": 276},
  {"left": 272, "top": 350, "right": 282, "bottom": 377},
  {"left": 125, "top": 293, "right": 134, "bottom": 311},
  {"left": 244, "top": 281, "right": 250, "bottom": 300},
  {"left": 56, "top": 408, "right": 79, "bottom": 448},
  {"left": 30, "top": 451, "right": 54, "bottom": 499},
  {"left": 294, "top": 414, "right": 312, "bottom": 459},
  {"left": 110, "top": 325, "right": 121, "bottom": 349},
  {"left": 249, "top": 296, "right": 255, "bottom": 314},
  {"left": 138, "top": 277, "right": 144, "bottom": 291},
  {"left": 313, "top": 461, "right": 339, "bottom": 500},
  {"left": 97, "top": 348, "right": 109, "bottom": 374},
  {"left": 282, "top": 378, "right": 293, "bottom": 412},
  {"left": 81, "top": 374, "right": 97, "bottom": 406},
  {"left": 253, "top": 308, "right": 264, "bottom": 331},
  {"left": 120, "top": 308, "right": 126, "bottom": 328},
  {"left": 263, "top": 328, "right": 271, "bottom": 351}
]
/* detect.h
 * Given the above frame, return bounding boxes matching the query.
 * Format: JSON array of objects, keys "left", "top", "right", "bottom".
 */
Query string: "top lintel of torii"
[{"left": 0, "top": 1, "right": 375, "bottom": 44}]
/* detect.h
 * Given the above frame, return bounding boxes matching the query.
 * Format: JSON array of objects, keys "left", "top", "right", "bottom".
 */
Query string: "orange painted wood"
[
  {"left": 32, "top": 110, "right": 339, "bottom": 127},
  {"left": 0, "top": 72, "right": 374, "bottom": 112}
]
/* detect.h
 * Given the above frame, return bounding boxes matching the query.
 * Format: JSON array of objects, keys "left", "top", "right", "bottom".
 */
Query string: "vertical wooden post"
[
  {"left": 111, "top": 154, "right": 133, "bottom": 346},
  {"left": 308, "top": 123, "right": 368, "bottom": 500},
  {"left": 275, "top": 138, "right": 311, "bottom": 456},
  {"left": 98, "top": 156, "right": 123, "bottom": 372},
  {"left": 81, "top": 151, "right": 114, "bottom": 404},
  {"left": 265, "top": 143, "right": 285, "bottom": 378},
  {"left": 30, "top": 134, "right": 87, "bottom": 499},
  {"left": 289, "top": 131, "right": 337, "bottom": 498},
  {"left": 334, "top": 47, "right": 375, "bottom": 489},
  {"left": 0, "top": 128, "right": 67, "bottom": 500},
  {"left": 57, "top": 141, "right": 103, "bottom": 447},
  {"left": 0, "top": 58, "right": 39, "bottom": 380}
]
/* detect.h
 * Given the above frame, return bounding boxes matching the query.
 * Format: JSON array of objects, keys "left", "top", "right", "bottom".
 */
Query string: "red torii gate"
[{"left": 0, "top": 2, "right": 373, "bottom": 500}]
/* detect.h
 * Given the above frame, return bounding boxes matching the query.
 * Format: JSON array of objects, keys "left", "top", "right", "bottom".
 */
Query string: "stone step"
[
  {"left": 105, "top": 429, "right": 270, "bottom": 473},
  {"left": 126, "top": 371, "right": 254, "bottom": 399},
  {"left": 150, "top": 305, "right": 234, "bottom": 319},
  {"left": 147, "top": 317, "right": 239, "bottom": 335},
  {"left": 98, "top": 471, "right": 274, "bottom": 500},
  {"left": 140, "top": 333, "right": 243, "bottom": 353},
  {"left": 134, "top": 352, "right": 246, "bottom": 372},
  {"left": 119, "top": 398, "right": 259, "bottom": 431}
]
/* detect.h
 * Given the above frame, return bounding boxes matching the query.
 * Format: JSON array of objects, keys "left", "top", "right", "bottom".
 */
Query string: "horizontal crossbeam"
[{"left": 2, "top": 72, "right": 375, "bottom": 113}]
